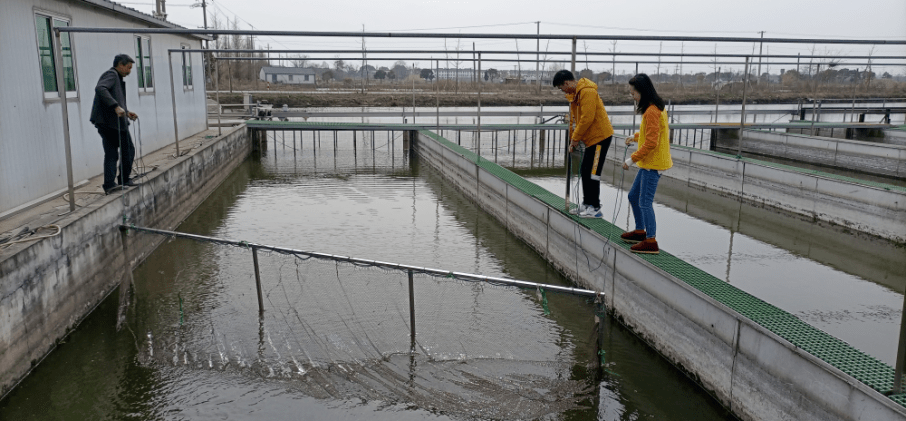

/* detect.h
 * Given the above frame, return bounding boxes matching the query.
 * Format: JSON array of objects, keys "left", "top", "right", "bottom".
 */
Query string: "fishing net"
[{"left": 127, "top": 237, "right": 600, "bottom": 420}]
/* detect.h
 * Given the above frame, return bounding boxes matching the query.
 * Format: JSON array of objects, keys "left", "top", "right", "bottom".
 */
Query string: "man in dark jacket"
[{"left": 91, "top": 54, "right": 139, "bottom": 194}]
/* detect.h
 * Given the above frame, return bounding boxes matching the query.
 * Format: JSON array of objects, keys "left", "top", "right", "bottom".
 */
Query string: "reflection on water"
[{"left": 0, "top": 133, "right": 737, "bottom": 420}]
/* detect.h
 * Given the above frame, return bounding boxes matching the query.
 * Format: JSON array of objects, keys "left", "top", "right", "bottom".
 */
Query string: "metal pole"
[
  {"left": 757, "top": 31, "right": 764, "bottom": 81},
  {"left": 124, "top": 224, "right": 602, "bottom": 297},
  {"left": 52, "top": 28, "right": 76, "bottom": 213},
  {"left": 737, "top": 57, "right": 750, "bottom": 158},
  {"left": 895, "top": 291, "right": 906, "bottom": 394},
  {"left": 436, "top": 58, "right": 440, "bottom": 133},
  {"left": 715, "top": 66, "right": 721, "bottom": 123},
  {"left": 214, "top": 56, "right": 222, "bottom": 136},
  {"left": 408, "top": 269, "right": 416, "bottom": 347},
  {"left": 633, "top": 62, "right": 638, "bottom": 130},
  {"left": 252, "top": 246, "right": 264, "bottom": 313},
  {"left": 168, "top": 52, "right": 181, "bottom": 156},
  {"left": 536, "top": 21, "right": 541, "bottom": 94},
  {"left": 811, "top": 63, "right": 821, "bottom": 136},
  {"left": 565, "top": 37, "right": 576, "bottom": 212},
  {"left": 477, "top": 52, "right": 481, "bottom": 158}
]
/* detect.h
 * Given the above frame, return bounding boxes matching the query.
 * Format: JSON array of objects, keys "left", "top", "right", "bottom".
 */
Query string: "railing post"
[
  {"left": 737, "top": 56, "right": 750, "bottom": 158},
  {"left": 252, "top": 246, "right": 264, "bottom": 313},
  {"left": 408, "top": 269, "right": 416, "bottom": 349},
  {"left": 52, "top": 28, "right": 76, "bottom": 213},
  {"left": 214, "top": 56, "right": 221, "bottom": 136},
  {"left": 714, "top": 66, "right": 721, "bottom": 124},
  {"left": 811, "top": 100, "right": 821, "bottom": 136},
  {"left": 565, "top": 36, "right": 576, "bottom": 212},
  {"left": 168, "top": 51, "right": 181, "bottom": 156},
  {"left": 894, "top": 291, "right": 906, "bottom": 394},
  {"left": 477, "top": 52, "right": 482, "bottom": 159}
]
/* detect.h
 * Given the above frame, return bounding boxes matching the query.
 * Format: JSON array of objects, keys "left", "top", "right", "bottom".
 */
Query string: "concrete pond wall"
[
  {"left": 885, "top": 127, "right": 906, "bottom": 147},
  {"left": 0, "top": 125, "right": 250, "bottom": 398},
  {"left": 711, "top": 128, "right": 906, "bottom": 179},
  {"left": 413, "top": 129, "right": 906, "bottom": 421},
  {"left": 634, "top": 133, "right": 906, "bottom": 243}
]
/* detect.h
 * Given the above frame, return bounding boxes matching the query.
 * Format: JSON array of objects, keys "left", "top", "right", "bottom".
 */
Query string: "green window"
[
  {"left": 181, "top": 45, "right": 192, "bottom": 88},
  {"left": 35, "top": 14, "right": 76, "bottom": 97},
  {"left": 135, "top": 36, "right": 154, "bottom": 91}
]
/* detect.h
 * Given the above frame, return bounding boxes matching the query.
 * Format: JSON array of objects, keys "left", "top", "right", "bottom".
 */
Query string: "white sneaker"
[
  {"left": 569, "top": 203, "right": 590, "bottom": 215},
  {"left": 579, "top": 206, "right": 603, "bottom": 219}
]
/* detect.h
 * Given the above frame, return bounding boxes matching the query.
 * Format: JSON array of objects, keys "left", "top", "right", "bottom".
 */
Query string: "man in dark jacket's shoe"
[{"left": 91, "top": 54, "right": 139, "bottom": 195}]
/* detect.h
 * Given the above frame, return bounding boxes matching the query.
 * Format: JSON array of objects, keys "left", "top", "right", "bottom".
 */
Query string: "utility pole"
[
  {"left": 362, "top": 23, "right": 368, "bottom": 95},
  {"left": 757, "top": 31, "right": 765, "bottom": 82}
]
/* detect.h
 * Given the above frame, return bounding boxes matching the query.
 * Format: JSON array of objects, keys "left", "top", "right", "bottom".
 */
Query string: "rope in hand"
[{"left": 571, "top": 136, "right": 631, "bottom": 273}]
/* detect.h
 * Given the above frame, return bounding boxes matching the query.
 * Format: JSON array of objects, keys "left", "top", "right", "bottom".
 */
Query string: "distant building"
[
  {"left": 435, "top": 68, "right": 476, "bottom": 81},
  {"left": 500, "top": 69, "right": 551, "bottom": 85},
  {"left": 259, "top": 67, "right": 317, "bottom": 84},
  {"left": 0, "top": 0, "right": 209, "bottom": 217}
]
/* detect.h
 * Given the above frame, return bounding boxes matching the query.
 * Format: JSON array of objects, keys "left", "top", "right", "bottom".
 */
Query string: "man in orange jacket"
[{"left": 553, "top": 70, "right": 615, "bottom": 218}]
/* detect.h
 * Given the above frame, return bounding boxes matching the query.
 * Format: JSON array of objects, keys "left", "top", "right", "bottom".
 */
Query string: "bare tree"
[{"left": 291, "top": 54, "right": 309, "bottom": 68}]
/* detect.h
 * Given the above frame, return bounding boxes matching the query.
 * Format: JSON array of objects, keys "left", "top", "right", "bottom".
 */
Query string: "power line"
[{"left": 374, "top": 22, "right": 538, "bottom": 32}]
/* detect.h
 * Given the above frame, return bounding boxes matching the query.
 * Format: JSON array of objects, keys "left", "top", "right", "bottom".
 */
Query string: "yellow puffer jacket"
[
  {"left": 630, "top": 105, "right": 673, "bottom": 171},
  {"left": 566, "top": 78, "right": 614, "bottom": 147}
]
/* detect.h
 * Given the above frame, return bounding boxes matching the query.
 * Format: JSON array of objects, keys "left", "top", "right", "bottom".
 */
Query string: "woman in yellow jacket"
[{"left": 620, "top": 74, "right": 672, "bottom": 254}]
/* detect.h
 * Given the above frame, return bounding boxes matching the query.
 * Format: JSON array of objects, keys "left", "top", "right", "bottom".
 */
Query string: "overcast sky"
[{"left": 131, "top": 0, "right": 906, "bottom": 74}]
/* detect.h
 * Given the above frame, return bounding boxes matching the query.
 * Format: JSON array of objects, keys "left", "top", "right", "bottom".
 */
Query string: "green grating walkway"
[{"left": 418, "top": 129, "right": 906, "bottom": 404}]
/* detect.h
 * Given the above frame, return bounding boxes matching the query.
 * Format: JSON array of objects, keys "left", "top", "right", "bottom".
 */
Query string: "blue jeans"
[{"left": 628, "top": 168, "right": 661, "bottom": 239}]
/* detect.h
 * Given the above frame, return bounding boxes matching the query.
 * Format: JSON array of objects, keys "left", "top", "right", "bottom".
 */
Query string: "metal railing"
[{"left": 123, "top": 224, "right": 602, "bottom": 347}]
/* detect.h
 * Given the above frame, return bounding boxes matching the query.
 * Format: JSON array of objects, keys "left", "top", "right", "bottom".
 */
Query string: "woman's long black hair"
[{"left": 628, "top": 73, "right": 665, "bottom": 114}]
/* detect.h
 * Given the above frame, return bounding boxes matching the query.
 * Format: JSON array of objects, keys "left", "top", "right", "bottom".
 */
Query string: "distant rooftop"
[{"left": 260, "top": 66, "right": 318, "bottom": 75}]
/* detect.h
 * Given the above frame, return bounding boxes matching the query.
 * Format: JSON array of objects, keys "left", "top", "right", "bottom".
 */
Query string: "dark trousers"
[
  {"left": 579, "top": 136, "right": 612, "bottom": 208},
  {"left": 98, "top": 126, "right": 135, "bottom": 191}
]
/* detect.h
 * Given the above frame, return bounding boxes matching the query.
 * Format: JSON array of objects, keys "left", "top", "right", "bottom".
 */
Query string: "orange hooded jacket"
[{"left": 566, "top": 78, "right": 615, "bottom": 147}]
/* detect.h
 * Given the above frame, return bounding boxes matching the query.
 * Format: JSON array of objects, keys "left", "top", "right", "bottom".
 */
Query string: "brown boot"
[
  {"left": 620, "top": 230, "right": 646, "bottom": 244},
  {"left": 630, "top": 238, "right": 659, "bottom": 254}
]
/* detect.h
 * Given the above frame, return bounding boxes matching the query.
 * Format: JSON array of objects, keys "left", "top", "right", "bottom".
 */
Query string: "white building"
[
  {"left": 0, "top": 0, "right": 210, "bottom": 217},
  {"left": 259, "top": 66, "right": 317, "bottom": 84},
  {"left": 435, "top": 68, "right": 475, "bottom": 81}
]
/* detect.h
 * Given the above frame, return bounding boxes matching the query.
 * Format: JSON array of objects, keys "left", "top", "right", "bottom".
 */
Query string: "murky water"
[
  {"left": 4, "top": 104, "right": 901, "bottom": 419},
  {"left": 0, "top": 132, "right": 737, "bottom": 420}
]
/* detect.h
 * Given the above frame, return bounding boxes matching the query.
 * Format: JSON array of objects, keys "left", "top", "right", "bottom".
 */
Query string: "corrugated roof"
[{"left": 77, "top": 0, "right": 212, "bottom": 40}]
